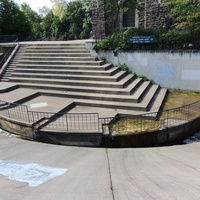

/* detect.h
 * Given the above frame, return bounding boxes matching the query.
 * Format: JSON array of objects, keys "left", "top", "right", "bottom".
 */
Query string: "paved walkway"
[
  {"left": 0, "top": 82, "right": 118, "bottom": 118},
  {"left": 0, "top": 134, "right": 200, "bottom": 200}
]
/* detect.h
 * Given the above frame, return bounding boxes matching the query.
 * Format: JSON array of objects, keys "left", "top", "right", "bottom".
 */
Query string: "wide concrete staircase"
[{"left": 1, "top": 41, "right": 168, "bottom": 117}]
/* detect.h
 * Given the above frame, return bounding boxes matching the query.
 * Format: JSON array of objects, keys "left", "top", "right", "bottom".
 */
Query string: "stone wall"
[
  {"left": 92, "top": 0, "right": 106, "bottom": 39},
  {"left": 138, "top": 0, "right": 168, "bottom": 29},
  {"left": 92, "top": 0, "right": 169, "bottom": 37}
]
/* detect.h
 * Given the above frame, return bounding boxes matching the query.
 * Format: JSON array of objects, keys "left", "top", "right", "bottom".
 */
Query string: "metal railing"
[
  {"left": 0, "top": 98, "right": 200, "bottom": 135},
  {"left": 0, "top": 34, "right": 18, "bottom": 43},
  {"left": 0, "top": 100, "right": 112, "bottom": 134},
  {"left": 110, "top": 100, "right": 200, "bottom": 135},
  {"left": 0, "top": 35, "right": 19, "bottom": 69}
]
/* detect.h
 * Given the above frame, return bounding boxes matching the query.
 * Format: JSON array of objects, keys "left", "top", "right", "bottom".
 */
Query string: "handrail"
[
  {"left": 110, "top": 100, "right": 200, "bottom": 135},
  {"left": 0, "top": 34, "right": 18, "bottom": 43},
  {"left": 0, "top": 37, "right": 19, "bottom": 68}
]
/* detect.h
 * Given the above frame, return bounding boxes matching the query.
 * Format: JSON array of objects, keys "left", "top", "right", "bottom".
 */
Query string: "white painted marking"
[
  {"left": 0, "top": 160, "right": 67, "bottom": 187},
  {"left": 30, "top": 102, "right": 48, "bottom": 108}
]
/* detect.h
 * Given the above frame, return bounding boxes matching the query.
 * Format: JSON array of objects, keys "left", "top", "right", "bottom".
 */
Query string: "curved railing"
[
  {"left": 0, "top": 98, "right": 200, "bottom": 136},
  {"left": 111, "top": 100, "right": 200, "bottom": 135},
  {"left": 0, "top": 100, "right": 113, "bottom": 134}
]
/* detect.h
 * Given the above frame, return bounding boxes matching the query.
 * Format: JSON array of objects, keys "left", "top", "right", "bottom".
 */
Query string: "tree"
[
  {"left": 165, "top": 0, "right": 200, "bottom": 48},
  {"left": 21, "top": 3, "right": 42, "bottom": 40},
  {"left": 0, "top": 0, "right": 31, "bottom": 40},
  {"left": 38, "top": 6, "right": 51, "bottom": 17},
  {"left": 165, "top": 0, "right": 200, "bottom": 30},
  {"left": 51, "top": 0, "right": 68, "bottom": 19},
  {"left": 61, "top": 0, "right": 92, "bottom": 39},
  {"left": 42, "top": 11, "right": 60, "bottom": 40}
]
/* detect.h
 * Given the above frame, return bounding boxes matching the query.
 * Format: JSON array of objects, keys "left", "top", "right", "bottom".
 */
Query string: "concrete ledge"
[
  {"left": 0, "top": 111, "right": 199, "bottom": 147},
  {"left": 102, "top": 116, "right": 200, "bottom": 148},
  {"left": 0, "top": 115, "right": 33, "bottom": 139},
  {"left": 34, "top": 130, "right": 103, "bottom": 147}
]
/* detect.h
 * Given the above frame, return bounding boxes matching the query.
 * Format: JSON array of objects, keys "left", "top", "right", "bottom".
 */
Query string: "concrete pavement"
[{"left": 0, "top": 134, "right": 200, "bottom": 200}]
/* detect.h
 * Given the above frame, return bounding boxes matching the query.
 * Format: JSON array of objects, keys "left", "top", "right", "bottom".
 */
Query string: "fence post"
[
  {"left": 26, "top": 106, "right": 30, "bottom": 123},
  {"left": 66, "top": 114, "right": 68, "bottom": 132},
  {"left": 7, "top": 104, "right": 10, "bottom": 118}
]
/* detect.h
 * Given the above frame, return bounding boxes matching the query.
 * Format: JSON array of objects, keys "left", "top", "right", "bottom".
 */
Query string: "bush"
[
  {"left": 93, "top": 27, "right": 200, "bottom": 51},
  {"left": 116, "top": 63, "right": 129, "bottom": 71}
]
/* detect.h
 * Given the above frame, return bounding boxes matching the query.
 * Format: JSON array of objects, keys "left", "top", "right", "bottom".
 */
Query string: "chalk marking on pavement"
[
  {"left": 0, "top": 160, "right": 68, "bottom": 187},
  {"left": 30, "top": 102, "right": 48, "bottom": 108}
]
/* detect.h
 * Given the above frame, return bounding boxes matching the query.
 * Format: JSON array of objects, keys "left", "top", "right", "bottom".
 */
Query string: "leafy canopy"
[{"left": 165, "top": 0, "right": 200, "bottom": 31}]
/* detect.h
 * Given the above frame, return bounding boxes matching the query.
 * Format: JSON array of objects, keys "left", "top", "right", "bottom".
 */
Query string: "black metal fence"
[
  {"left": 0, "top": 34, "right": 18, "bottom": 43},
  {"left": 111, "top": 100, "right": 200, "bottom": 135},
  {"left": 0, "top": 100, "right": 112, "bottom": 134},
  {"left": 0, "top": 35, "right": 19, "bottom": 69},
  {"left": 0, "top": 99, "right": 200, "bottom": 135}
]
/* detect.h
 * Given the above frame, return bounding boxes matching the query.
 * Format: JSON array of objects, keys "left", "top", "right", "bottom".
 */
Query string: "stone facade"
[
  {"left": 138, "top": 0, "right": 168, "bottom": 29},
  {"left": 92, "top": 0, "right": 169, "bottom": 38},
  {"left": 92, "top": 0, "right": 106, "bottom": 39}
]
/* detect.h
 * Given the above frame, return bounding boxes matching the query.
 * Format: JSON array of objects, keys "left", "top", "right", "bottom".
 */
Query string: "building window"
[{"left": 123, "top": 9, "right": 135, "bottom": 28}]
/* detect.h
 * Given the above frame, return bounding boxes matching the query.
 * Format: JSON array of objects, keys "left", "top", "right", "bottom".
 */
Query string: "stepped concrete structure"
[{"left": 0, "top": 40, "right": 168, "bottom": 146}]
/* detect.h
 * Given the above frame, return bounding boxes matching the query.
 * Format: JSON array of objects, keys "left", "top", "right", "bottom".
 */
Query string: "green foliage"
[
  {"left": 94, "top": 27, "right": 200, "bottom": 50},
  {"left": 99, "top": 54, "right": 107, "bottom": 62},
  {"left": 20, "top": 3, "right": 42, "bottom": 40},
  {"left": 138, "top": 75, "right": 152, "bottom": 82},
  {"left": 60, "top": 0, "right": 92, "bottom": 40},
  {"left": 94, "top": 37, "right": 113, "bottom": 50},
  {"left": 164, "top": 0, "right": 200, "bottom": 49},
  {"left": 165, "top": 0, "right": 200, "bottom": 31},
  {"left": 0, "top": 0, "right": 32, "bottom": 40},
  {"left": 94, "top": 28, "right": 161, "bottom": 50},
  {"left": 51, "top": 0, "right": 68, "bottom": 19},
  {"left": 116, "top": 63, "right": 129, "bottom": 71},
  {"left": 0, "top": 0, "right": 92, "bottom": 41},
  {"left": 158, "top": 30, "right": 191, "bottom": 49}
]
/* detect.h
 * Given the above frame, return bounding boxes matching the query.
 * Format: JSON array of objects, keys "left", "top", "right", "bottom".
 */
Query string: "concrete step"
[
  {"left": 24, "top": 49, "right": 89, "bottom": 53},
  {"left": 69, "top": 85, "right": 162, "bottom": 112},
  {"left": 26, "top": 44, "right": 85, "bottom": 48},
  {"left": 147, "top": 87, "right": 168, "bottom": 113},
  {"left": 19, "top": 56, "right": 96, "bottom": 61},
  {"left": 74, "top": 99, "right": 147, "bottom": 111},
  {"left": 0, "top": 41, "right": 168, "bottom": 117},
  {"left": 131, "top": 81, "right": 151, "bottom": 100},
  {"left": 0, "top": 79, "right": 9, "bottom": 82},
  {"left": 22, "top": 52, "right": 91, "bottom": 57},
  {"left": 26, "top": 43, "right": 85, "bottom": 46},
  {"left": 15, "top": 63, "right": 113, "bottom": 71},
  {"left": 8, "top": 74, "right": 135, "bottom": 89},
  {"left": 14, "top": 67, "right": 119, "bottom": 76},
  {"left": 11, "top": 78, "right": 143, "bottom": 95},
  {"left": 11, "top": 70, "right": 128, "bottom": 82},
  {"left": 38, "top": 83, "right": 154, "bottom": 104},
  {"left": 17, "top": 60, "right": 104, "bottom": 66}
]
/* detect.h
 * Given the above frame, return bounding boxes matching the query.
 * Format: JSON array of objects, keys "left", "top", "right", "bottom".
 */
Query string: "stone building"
[{"left": 92, "top": 0, "right": 169, "bottom": 39}]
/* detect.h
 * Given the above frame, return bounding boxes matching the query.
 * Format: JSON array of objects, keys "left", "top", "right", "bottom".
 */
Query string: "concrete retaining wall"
[
  {"left": 96, "top": 50, "right": 200, "bottom": 92},
  {"left": 0, "top": 112, "right": 199, "bottom": 147},
  {"left": 0, "top": 115, "right": 33, "bottom": 138},
  {"left": 103, "top": 117, "right": 200, "bottom": 148}
]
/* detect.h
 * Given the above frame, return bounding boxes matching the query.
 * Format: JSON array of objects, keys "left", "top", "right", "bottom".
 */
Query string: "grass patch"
[
  {"left": 163, "top": 89, "right": 200, "bottom": 110},
  {"left": 111, "top": 90, "right": 200, "bottom": 135}
]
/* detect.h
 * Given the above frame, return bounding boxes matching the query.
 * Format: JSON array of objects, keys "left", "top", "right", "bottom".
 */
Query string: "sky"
[{"left": 14, "top": 0, "right": 54, "bottom": 12}]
